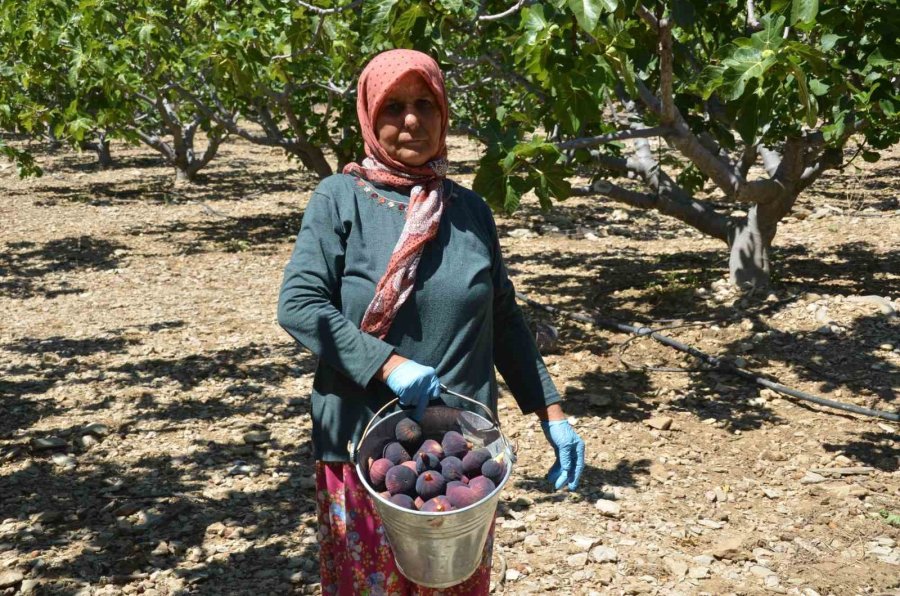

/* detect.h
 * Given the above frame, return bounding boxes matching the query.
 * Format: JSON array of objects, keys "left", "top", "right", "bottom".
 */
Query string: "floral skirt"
[{"left": 316, "top": 461, "right": 494, "bottom": 596}]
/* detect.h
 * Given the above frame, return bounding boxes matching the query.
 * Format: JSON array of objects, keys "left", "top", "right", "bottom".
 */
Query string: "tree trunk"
[
  {"left": 727, "top": 195, "right": 789, "bottom": 291},
  {"left": 727, "top": 206, "right": 772, "bottom": 290},
  {"left": 290, "top": 144, "right": 333, "bottom": 179},
  {"left": 96, "top": 138, "right": 113, "bottom": 169}
]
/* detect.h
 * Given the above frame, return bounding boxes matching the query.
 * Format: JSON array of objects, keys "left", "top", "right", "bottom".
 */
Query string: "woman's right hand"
[{"left": 382, "top": 358, "right": 441, "bottom": 420}]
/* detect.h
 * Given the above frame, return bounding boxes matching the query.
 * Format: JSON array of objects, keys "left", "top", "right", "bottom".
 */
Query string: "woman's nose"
[{"left": 404, "top": 110, "right": 420, "bottom": 130}]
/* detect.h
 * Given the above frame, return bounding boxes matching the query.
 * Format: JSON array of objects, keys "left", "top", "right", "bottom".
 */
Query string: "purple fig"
[
  {"left": 416, "top": 439, "right": 444, "bottom": 459},
  {"left": 394, "top": 418, "right": 422, "bottom": 447},
  {"left": 416, "top": 471, "right": 446, "bottom": 501},
  {"left": 469, "top": 476, "right": 496, "bottom": 499},
  {"left": 385, "top": 465, "right": 416, "bottom": 496},
  {"left": 368, "top": 457, "right": 393, "bottom": 490},
  {"left": 446, "top": 484, "right": 481, "bottom": 509},
  {"left": 420, "top": 496, "right": 453, "bottom": 513},
  {"left": 462, "top": 448, "right": 492, "bottom": 477},
  {"left": 440, "top": 456, "right": 464, "bottom": 482},
  {"left": 441, "top": 430, "right": 472, "bottom": 459},
  {"left": 415, "top": 451, "right": 441, "bottom": 474},
  {"left": 388, "top": 494, "right": 416, "bottom": 510},
  {"left": 383, "top": 441, "right": 411, "bottom": 465},
  {"left": 481, "top": 458, "right": 505, "bottom": 484}
]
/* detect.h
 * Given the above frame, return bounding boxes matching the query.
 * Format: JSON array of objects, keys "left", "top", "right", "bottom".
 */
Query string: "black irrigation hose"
[{"left": 516, "top": 292, "right": 900, "bottom": 423}]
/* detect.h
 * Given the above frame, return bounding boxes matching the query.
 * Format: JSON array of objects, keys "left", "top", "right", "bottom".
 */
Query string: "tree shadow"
[
  {"left": 130, "top": 209, "right": 305, "bottom": 255},
  {"left": 0, "top": 442, "right": 322, "bottom": 595},
  {"left": 0, "top": 236, "right": 128, "bottom": 299},
  {"left": 822, "top": 431, "right": 899, "bottom": 472}
]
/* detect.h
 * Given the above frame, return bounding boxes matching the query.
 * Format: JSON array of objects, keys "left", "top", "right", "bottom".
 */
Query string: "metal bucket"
[{"left": 352, "top": 388, "right": 513, "bottom": 589}]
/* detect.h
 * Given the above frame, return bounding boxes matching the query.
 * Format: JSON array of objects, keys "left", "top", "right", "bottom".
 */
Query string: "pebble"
[
  {"left": 709, "top": 536, "right": 746, "bottom": 560},
  {"left": 0, "top": 570, "right": 24, "bottom": 589},
  {"left": 589, "top": 546, "right": 618, "bottom": 563},
  {"left": 749, "top": 564, "right": 775, "bottom": 578},
  {"left": 51, "top": 453, "right": 76, "bottom": 468},
  {"left": 689, "top": 566, "right": 710, "bottom": 579},
  {"left": 594, "top": 499, "right": 621, "bottom": 517},
  {"left": 508, "top": 228, "right": 535, "bottom": 239},
  {"left": 644, "top": 416, "right": 673, "bottom": 431},
  {"left": 82, "top": 423, "right": 111, "bottom": 436},
  {"left": 571, "top": 535, "right": 600, "bottom": 551},
  {"left": 75, "top": 434, "right": 98, "bottom": 450},
  {"left": 242, "top": 430, "right": 271, "bottom": 444},
  {"left": 800, "top": 472, "right": 826, "bottom": 484},
  {"left": 20, "top": 579, "right": 40, "bottom": 594},
  {"left": 566, "top": 552, "right": 589, "bottom": 567},
  {"left": 505, "top": 569, "right": 521, "bottom": 581},
  {"left": 664, "top": 557, "right": 688, "bottom": 577},
  {"left": 31, "top": 437, "right": 67, "bottom": 450}
]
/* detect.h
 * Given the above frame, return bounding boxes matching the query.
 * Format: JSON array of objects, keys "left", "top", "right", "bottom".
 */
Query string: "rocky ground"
[{"left": 1, "top": 135, "right": 898, "bottom": 595}]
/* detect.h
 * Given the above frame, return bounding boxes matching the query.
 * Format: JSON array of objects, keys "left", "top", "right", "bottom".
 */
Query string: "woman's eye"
[
  {"left": 416, "top": 99, "right": 435, "bottom": 111},
  {"left": 384, "top": 102, "right": 404, "bottom": 116}
]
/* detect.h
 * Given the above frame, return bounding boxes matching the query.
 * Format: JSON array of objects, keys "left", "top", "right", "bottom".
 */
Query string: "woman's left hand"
[{"left": 540, "top": 419, "right": 586, "bottom": 491}]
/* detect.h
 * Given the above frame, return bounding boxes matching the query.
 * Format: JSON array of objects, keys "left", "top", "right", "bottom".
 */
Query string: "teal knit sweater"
[{"left": 277, "top": 173, "right": 560, "bottom": 461}]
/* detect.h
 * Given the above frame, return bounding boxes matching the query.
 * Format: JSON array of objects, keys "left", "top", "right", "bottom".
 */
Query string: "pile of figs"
[{"left": 366, "top": 417, "right": 507, "bottom": 512}]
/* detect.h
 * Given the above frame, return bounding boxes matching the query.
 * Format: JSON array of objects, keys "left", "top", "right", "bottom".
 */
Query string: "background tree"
[
  {"left": 0, "top": 0, "right": 232, "bottom": 182},
  {"left": 370, "top": 0, "right": 900, "bottom": 288}
]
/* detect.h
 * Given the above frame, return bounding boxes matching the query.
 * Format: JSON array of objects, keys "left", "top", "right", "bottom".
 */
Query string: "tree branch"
[
  {"left": 746, "top": 0, "right": 761, "bottom": 30},
  {"left": 757, "top": 145, "right": 781, "bottom": 177},
  {"left": 478, "top": 0, "right": 525, "bottom": 21},
  {"left": 294, "top": 0, "right": 362, "bottom": 15},
  {"left": 555, "top": 126, "right": 670, "bottom": 151},
  {"left": 570, "top": 179, "right": 659, "bottom": 209},
  {"left": 659, "top": 19, "right": 675, "bottom": 125},
  {"left": 628, "top": 136, "right": 730, "bottom": 240}
]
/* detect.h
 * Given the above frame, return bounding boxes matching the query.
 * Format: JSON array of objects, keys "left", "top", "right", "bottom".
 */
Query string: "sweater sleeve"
[
  {"left": 277, "top": 189, "right": 395, "bottom": 388},
  {"left": 486, "top": 209, "right": 562, "bottom": 414}
]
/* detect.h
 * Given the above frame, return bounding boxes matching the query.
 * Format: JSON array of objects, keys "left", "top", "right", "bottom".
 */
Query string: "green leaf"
[
  {"left": 394, "top": 4, "right": 425, "bottom": 37},
  {"left": 721, "top": 46, "right": 778, "bottom": 100},
  {"left": 736, "top": 92, "right": 759, "bottom": 144},
  {"left": 790, "top": 0, "right": 818, "bottom": 27},
  {"left": 787, "top": 62, "right": 817, "bottom": 127},
  {"left": 820, "top": 33, "right": 841, "bottom": 52},
  {"left": 809, "top": 79, "right": 829, "bottom": 96},
  {"left": 138, "top": 23, "right": 154, "bottom": 44},
  {"left": 861, "top": 150, "right": 880, "bottom": 162},
  {"left": 566, "top": 0, "right": 603, "bottom": 33}
]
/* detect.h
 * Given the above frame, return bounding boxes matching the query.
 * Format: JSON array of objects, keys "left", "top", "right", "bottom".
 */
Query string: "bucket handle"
[{"left": 353, "top": 385, "right": 500, "bottom": 463}]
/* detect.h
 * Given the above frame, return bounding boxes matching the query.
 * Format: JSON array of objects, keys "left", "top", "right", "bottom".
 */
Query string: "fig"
[
  {"left": 400, "top": 460, "right": 418, "bottom": 473},
  {"left": 383, "top": 441, "right": 411, "bottom": 465},
  {"left": 394, "top": 417, "right": 422, "bottom": 447},
  {"left": 462, "top": 448, "right": 492, "bottom": 477},
  {"left": 416, "top": 439, "right": 444, "bottom": 459},
  {"left": 379, "top": 490, "right": 392, "bottom": 499},
  {"left": 468, "top": 476, "right": 496, "bottom": 499},
  {"left": 368, "top": 458, "right": 393, "bottom": 491},
  {"left": 481, "top": 458, "right": 506, "bottom": 484},
  {"left": 420, "top": 496, "right": 453, "bottom": 513},
  {"left": 414, "top": 496, "right": 425, "bottom": 510},
  {"left": 415, "top": 471, "right": 446, "bottom": 501},
  {"left": 389, "top": 494, "right": 416, "bottom": 510},
  {"left": 446, "top": 480, "right": 468, "bottom": 491},
  {"left": 441, "top": 431, "right": 472, "bottom": 459},
  {"left": 415, "top": 452, "right": 441, "bottom": 474},
  {"left": 440, "top": 456, "right": 464, "bottom": 482},
  {"left": 446, "top": 484, "right": 480, "bottom": 509},
  {"left": 385, "top": 464, "right": 416, "bottom": 496}
]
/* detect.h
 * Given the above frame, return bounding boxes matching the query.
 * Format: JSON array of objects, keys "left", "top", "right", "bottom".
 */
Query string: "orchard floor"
[{"left": 1, "top": 135, "right": 898, "bottom": 596}]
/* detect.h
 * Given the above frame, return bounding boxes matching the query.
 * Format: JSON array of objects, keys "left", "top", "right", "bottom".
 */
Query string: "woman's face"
[{"left": 374, "top": 72, "right": 442, "bottom": 167}]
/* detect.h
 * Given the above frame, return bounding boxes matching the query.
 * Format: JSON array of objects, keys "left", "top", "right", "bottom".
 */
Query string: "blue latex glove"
[
  {"left": 541, "top": 419, "right": 586, "bottom": 491},
  {"left": 385, "top": 360, "right": 441, "bottom": 421}
]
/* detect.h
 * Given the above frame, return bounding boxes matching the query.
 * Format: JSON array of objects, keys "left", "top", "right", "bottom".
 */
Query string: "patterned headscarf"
[{"left": 343, "top": 49, "right": 450, "bottom": 340}]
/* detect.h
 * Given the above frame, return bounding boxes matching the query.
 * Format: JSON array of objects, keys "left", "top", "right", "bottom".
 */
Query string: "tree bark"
[{"left": 726, "top": 190, "right": 791, "bottom": 290}]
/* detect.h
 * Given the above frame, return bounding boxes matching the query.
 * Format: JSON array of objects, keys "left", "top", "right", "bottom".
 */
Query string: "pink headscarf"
[{"left": 343, "top": 50, "right": 450, "bottom": 340}]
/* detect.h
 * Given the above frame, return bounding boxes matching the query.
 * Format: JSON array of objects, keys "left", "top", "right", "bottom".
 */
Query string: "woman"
[{"left": 277, "top": 49, "right": 586, "bottom": 595}]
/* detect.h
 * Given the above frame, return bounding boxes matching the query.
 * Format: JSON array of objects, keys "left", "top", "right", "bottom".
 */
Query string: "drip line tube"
[{"left": 516, "top": 292, "right": 899, "bottom": 423}]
